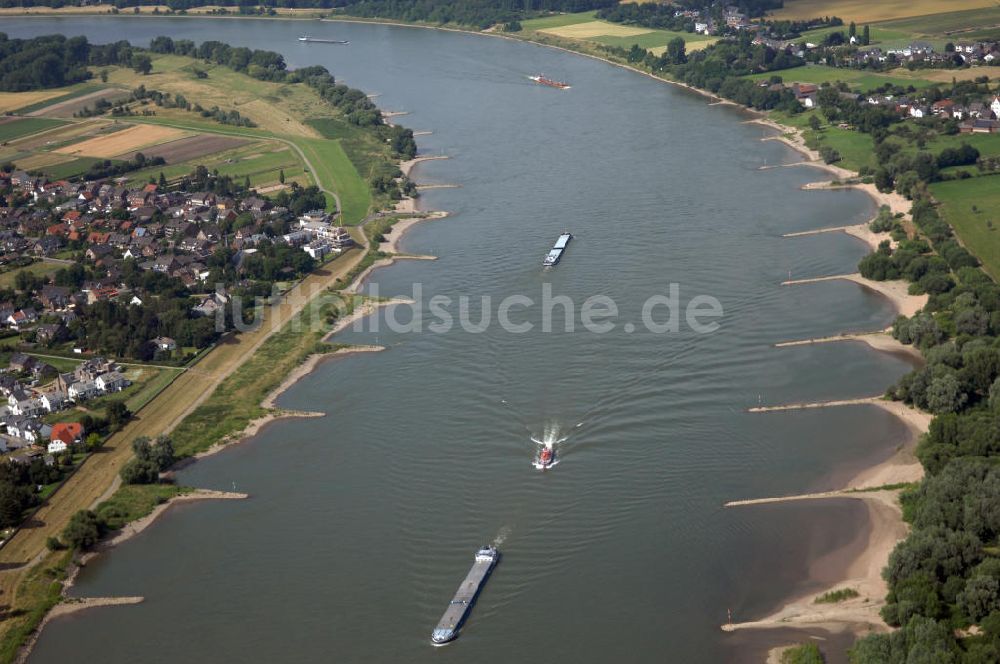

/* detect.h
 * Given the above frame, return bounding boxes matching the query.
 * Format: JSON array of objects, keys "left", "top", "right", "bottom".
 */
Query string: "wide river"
[{"left": 6, "top": 17, "right": 917, "bottom": 663}]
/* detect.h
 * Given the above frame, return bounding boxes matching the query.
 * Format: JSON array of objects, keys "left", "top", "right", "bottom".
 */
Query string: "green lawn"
[
  {"left": 932, "top": 175, "right": 1000, "bottom": 279},
  {"left": 520, "top": 11, "right": 597, "bottom": 31},
  {"left": 746, "top": 64, "right": 931, "bottom": 92},
  {"left": 592, "top": 29, "right": 714, "bottom": 51},
  {"left": 798, "top": 25, "right": 912, "bottom": 45},
  {"left": 0, "top": 117, "right": 67, "bottom": 142},
  {"left": 0, "top": 261, "right": 60, "bottom": 288},
  {"left": 770, "top": 109, "right": 877, "bottom": 172},
  {"left": 294, "top": 136, "right": 370, "bottom": 223},
  {"left": 41, "top": 156, "right": 117, "bottom": 180}
]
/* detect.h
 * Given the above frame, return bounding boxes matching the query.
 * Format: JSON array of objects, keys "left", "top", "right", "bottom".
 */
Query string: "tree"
[
  {"left": 132, "top": 54, "right": 153, "bottom": 75},
  {"left": 808, "top": 115, "right": 821, "bottom": 131},
  {"left": 959, "top": 575, "right": 1000, "bottom": 622},
  {"left": 874, "top": 167, "right": 894, "bottom": 193},
  {"left": 244, "top": 175, "right": 251, "bottom": 190},
  {"left": 862, "top": 25, "right": 871, "bottom": 45},
  {"left": 120, "top": 458, "right": 160, "bottom": 484},
  {"left": 149, "top": 436, "right": 175, "bottom": 471},
  {"left": 100, "top": 69, "right": 109, "bottom": 83},
  {"left": 63, "top": 510, "right": 103, "bottom": 550},
  {"left": 848, "top": 21, "right": 856, "bottom": 38},
  {"left": 106, "top": 401, "right": 131, "bottom": 429},
  {"left": 279, "top": 169, "right": 285, "bottom": 184},
  {"left": 819, "top": 146, "right": 841, "bottom": 164},
  {"left": 665, "top": 37, "right": 686, "bottom": 65},
  {"left": 926, "top": 372, "right": 967, "bottom": 414},
  {"left": 158, "top": 171, "right": 168, "bottom": 189}
]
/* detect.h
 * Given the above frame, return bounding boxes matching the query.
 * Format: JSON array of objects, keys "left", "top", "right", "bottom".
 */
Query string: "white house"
[
  {"left": 47, "top": 439, "right": 68, "bottom": 454},
  {"left": 992, "top": 96, "right": 1000, "bottom": 119},
  {"left": 95, "top": 371, "right": 127, "bottom": 393},
  {"left": 68, "top": 381, "right": 99, "bottom": 401},
  {"left": 40, "top": 391, "right": 67, "bottom": 413},
  {"left": 12, "top": 399, "right": 44, "bottom": 418},
  {"left": 303, "top": 240, "right": 330, "bottom": 260}
]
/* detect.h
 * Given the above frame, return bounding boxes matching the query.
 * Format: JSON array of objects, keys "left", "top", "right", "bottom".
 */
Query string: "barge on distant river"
[{"left": 298, "top": 36, "right": 350, "bottom": 44}]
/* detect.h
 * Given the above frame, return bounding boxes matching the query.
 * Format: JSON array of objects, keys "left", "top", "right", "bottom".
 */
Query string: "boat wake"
[
  {"left": 531, "top": 423, "right": 570, "bottom": 470},
  {"left": 492, "top": 526, "right": 512, "bottom": 547}
]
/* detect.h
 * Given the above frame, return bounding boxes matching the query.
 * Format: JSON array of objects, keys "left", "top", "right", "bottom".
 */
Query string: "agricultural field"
[
  {"left": 932, "top": 176, "right": 1000, "bottom": 279},
  {"left": 769, "top": 0, "right": 998, "bottom": 24},
  {"left": 0, "top": 118, "right": 138, "bottom": 180},
  {"left": 123, "top": 139, "right": 307, "bottom": 191},
  {"left": 873, "top": 7, "right": 1000, "bottom": 37},
  {"left": 10, "top": 83, "right": 107, "bottom": 115},
  {"left": 0, "top": 117, "right": 66, "bottom": 143},
  {"left": 3, "top": 53, "right": 383, "bottom": 221},
  {"left": 0, "top": 89, "right": 68, "bottom": 114},
  {"left": 31, "top": 87, "right": 130, "bottom": 119},
  {"left": 53, "top": 124, "right": 190, "bottom": 158},
  {"left": 521, "top": 11, "right": 716, "bottom": 54}
]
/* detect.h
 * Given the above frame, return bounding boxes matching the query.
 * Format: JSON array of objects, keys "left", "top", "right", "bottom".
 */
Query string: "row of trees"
[{"left": 332, "top": 0, "right": 618, "bottom": 29}]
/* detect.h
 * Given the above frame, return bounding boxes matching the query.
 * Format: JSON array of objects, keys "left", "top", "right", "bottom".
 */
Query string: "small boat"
[
  {"left": 536, "top": 447, "right": 556, "bottom": 470},
  {"left": 298, "top": 35, "right": 350, "bottom": 44},
  {"left": 529, "top": 74, "right": 571, "bottom": 89}
]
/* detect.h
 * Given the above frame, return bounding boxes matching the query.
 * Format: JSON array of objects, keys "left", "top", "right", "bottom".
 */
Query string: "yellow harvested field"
[
  {"left": 14, "top": 152, "right": 73, "bottom": 170},
  {"left": 769, "top": 0, "right": 998, "bottom": 23},
  {"left": 904, "top": 68, "right": 994, "bottom": 83},
  {"left": 55, "top": 124, "right": 189, "bottom": 158},
  {"left": 0, "top": 89, "right": 66, "bottom": 113},
  {"left": 648, "top": 39, "right": 717, "bottom": 56},
  {"left": 540, "top": 20, "right": 654, "bottom": 39}
]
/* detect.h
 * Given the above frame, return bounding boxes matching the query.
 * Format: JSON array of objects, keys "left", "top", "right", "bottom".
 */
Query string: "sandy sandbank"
[
  {"left": 379, "top": 211, "right": 449, "bottom": 255},
  {"left": 730, "top": 394, "right": 930, "bottom": 640}
]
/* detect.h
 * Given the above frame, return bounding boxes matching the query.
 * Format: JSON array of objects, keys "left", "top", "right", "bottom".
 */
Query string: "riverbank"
[
  {"left": 0, "top": 13, "right": 928, "bottom": 660},
  {"left": 13, "top": 488, "right": 246, "bottom": 663}
]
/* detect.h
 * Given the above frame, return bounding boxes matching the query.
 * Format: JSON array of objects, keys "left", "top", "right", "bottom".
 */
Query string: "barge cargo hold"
[{"left": 430, "top": 546, "right": 499, "bottom": 645}]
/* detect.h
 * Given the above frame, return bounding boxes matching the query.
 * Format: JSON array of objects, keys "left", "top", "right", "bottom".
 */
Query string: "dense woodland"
[
  {"left": 0, "top": 33, "right": 143, "bottom": 91},
  {"left": 845, "top": 119, "right": 1000, "bottom": 664}
]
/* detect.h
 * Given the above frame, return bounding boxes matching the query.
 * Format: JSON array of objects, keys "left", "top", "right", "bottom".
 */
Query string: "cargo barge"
[
  {"left": 543, "top": 232, "right": 573, "bottom": 266},
  {"left": 298, "top": 36, "right": 350, "bottom": 44},
  {"left": 430, "top": 546, "right": 499, "bottom": 645},
  {"left": 529, "top": 74, "right": 571, "bottom": 89}
]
